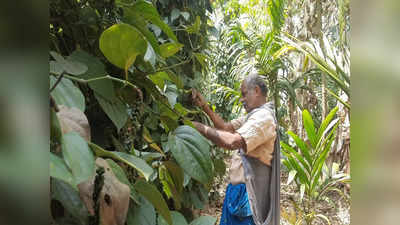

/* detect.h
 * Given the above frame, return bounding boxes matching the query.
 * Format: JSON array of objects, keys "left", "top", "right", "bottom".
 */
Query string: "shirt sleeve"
[
  {"left": 236, "top": 109, "right": 276, "bottom": 153},
  {"left": 230, "top": 115, "right": 246, "bottom": 130}
]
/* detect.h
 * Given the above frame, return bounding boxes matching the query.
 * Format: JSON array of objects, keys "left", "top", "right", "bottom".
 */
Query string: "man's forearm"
[
  {"left": 201, "top": 104, "right": 234, "bottom": 132},
  {"left": 193, "top": 122, "right": 244, "bottom": 150}
]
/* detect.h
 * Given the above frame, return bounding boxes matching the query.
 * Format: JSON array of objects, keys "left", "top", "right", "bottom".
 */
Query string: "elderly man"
[{"left": 191, "top": 73, "right": 280, "bottom": 225}]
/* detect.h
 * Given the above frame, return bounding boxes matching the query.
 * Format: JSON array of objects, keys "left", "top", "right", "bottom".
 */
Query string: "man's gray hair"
[{"left": 244, "top": 73, "right": 268, "bottom": 97}]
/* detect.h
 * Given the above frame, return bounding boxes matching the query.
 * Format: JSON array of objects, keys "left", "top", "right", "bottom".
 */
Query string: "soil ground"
[{"left": 199, "top": 158, "right": 350, "bottom": 225}]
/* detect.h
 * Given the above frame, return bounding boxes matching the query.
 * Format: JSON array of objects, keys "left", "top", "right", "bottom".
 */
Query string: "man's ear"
[{"left": 254, "top": 85, "right": 262, "bottom": 96}]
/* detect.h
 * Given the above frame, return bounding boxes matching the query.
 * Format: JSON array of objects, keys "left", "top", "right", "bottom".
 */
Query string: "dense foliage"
[
  {"left": 50, "top": 0, "right": 223, "bottom": 224},
  {"left": 50, "top": 0, "right": 351, "bottom": 225}
]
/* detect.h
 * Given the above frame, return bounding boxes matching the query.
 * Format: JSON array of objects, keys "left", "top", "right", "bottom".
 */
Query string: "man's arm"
[
  {"left": 192, "top": 122, "right": 245, "bottom": 150},
  {"left": 192, "top": 89, "right": 235, "bottom": 133}
]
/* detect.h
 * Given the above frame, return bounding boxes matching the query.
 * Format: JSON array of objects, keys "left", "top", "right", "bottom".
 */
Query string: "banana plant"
[{"left": 281, "top": 106, "right": 349, "bottom": 202}]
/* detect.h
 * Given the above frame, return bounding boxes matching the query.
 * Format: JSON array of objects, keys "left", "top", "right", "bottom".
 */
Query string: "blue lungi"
[{"left": 219, "top": 183, "right": 255, "bottom": 225}]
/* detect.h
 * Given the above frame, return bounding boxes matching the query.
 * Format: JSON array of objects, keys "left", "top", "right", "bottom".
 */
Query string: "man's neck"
[{"left": 248, "top": 100, "right": 267, "bottom": 113}]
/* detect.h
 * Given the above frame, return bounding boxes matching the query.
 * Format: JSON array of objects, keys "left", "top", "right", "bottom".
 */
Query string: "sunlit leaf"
[
  {"left": 160, "top": 43, "right": 184, "bottom": 58},
  {"left": 99, "top": 23, "right": 147, "bottom": 70},
  {"left": 302, "top": 109, "right": 318, "bottom": 148},
  {"left": 123, "top": 7, "right": 160, "bottom": 54},
  {"left": 130, "top": 0, "right": 178, "bottom": 42}
]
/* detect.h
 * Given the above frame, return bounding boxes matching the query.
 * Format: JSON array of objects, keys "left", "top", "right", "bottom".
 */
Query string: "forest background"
[{"left": 48, "top": 0, "right": 351, "bottom": 225}]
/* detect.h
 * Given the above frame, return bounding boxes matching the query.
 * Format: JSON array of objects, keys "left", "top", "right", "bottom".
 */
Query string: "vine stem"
[
  {"left": 54, "top": 74, "right": 138, "bottom": 90},
  {"left": 153, "top": 58, "right": 192, "bottom": 73},
  {"left": 49, "top": 74, "right": 64, "bottom": 93},
  {"left": 52, "top": 73, "right": 183, "bottom": 118}
]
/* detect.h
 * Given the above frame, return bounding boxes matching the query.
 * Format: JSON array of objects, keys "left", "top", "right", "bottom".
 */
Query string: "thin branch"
[
  {"left": 56, "top": 74, "right": 138, "bottom": 89},
  {"left": 153, "top": 59, "right": 191, "bottom": 73},
  {"left": 49, "top": 74, "right": 64, "bottom": 93},
  {"left": 54, "top": 73, "right": 184, "bottom": 118}
]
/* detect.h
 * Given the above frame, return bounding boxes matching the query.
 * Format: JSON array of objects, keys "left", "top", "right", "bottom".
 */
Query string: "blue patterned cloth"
[{"left": 219, "top": 183, "right": 256, "bottom": 225}]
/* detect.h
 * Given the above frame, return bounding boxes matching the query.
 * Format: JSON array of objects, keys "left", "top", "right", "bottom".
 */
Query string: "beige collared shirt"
[{"left": 228, "top": 104, "right": 277, "bottom": 185}]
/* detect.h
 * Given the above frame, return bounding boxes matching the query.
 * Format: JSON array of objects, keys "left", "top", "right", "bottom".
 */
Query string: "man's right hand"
[{"left": 191, "top": 89, "right": 207, "bottom": 109}]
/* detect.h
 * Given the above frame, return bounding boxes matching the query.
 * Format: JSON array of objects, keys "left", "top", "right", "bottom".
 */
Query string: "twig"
[
  {"left": 55, "top": 74, "right": 138, "bottom": 90},
  {"left": 49, "top": 74, "right": 64, "bottom": 93},
  {"left": 153, "top": 58, "right": 192, "bottom": 73},
  {"left": 54, "top": 73, "right": 184, "bottom": 119}
]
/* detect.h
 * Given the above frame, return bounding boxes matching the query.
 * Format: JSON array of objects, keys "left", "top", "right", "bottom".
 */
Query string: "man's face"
[{"left": 240, "top": 82, "right": 258, "bottom": 113}]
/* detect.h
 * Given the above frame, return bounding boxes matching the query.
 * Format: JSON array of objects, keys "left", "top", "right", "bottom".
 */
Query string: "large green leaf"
[
  {"left": 302, "top": 110, "right": 318, "bottom": 148},
  {"left": 50, "top": 76, "right": 85, "bottom": 111},
  {"left": 68, "top": 50, "right": 116, "bottom": 101},
  {"left": 130, "top": 0, "right": 178, "bottom": 42},
  {"left": 89, "top": 142, "right": 154, "bottom": 181},
  {"left": 99, "top": 23, "right": 147, "bottom": 70},
  {"left": 61, "top": 132, "right": 95, "bottom": 186},
  {"left": 167, "top": 125, "right": 213, "bottom": 184},
  {"left": 158, "top": 211, "right": 188, "bottom": 225},
  {"left": 50, "top": 153, "right": 74, "bottom": 187},
  {"left": 123, "top": 7, "right": 160, "bottom": 54},
  {"left": 160, "top": 43, "right": 183, "bottom": 58},
  {"left": 134, "top": 180, "right": 173, "bottom": 225},
  {"left": 95, "top": 93, "right": 128, "bottom": 131},
  {"left": 126, "top": 197, "right": 156, "bottom": 225},
  {"left": 189, "top": 215, "right": 217, "bottom": 225},
  {"left": 50, "top": 51, "right": 88, "bottom": 76},
  {"left": 51, "top": 179, "right": 89, "bottom": 225}
]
